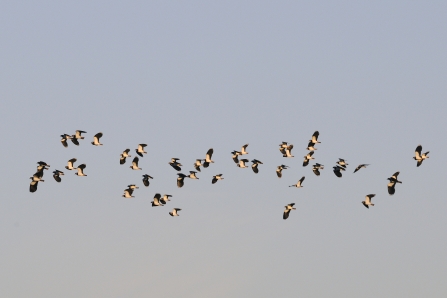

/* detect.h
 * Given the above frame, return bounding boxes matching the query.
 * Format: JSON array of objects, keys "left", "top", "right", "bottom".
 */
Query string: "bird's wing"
[
  {"left": 415, "top": 145, "right": 422, "bottom": 160},
  {"left": 78, "top": 164, "right": 86, "bottom": 169},
  {"left": 206, "top": 148, "right": 213, "bottom": 160},
  {"left": 120, "top": 156, "right": 126, "bottom": 164},
  {"left": 132, "top": 157, "right": 139, "bottom": 166},
  {"left": 212, "top": 177, "right": 217, "bottom": 184},
  {"left": 71, "top": 138, "right": 79, "bottom": 145},
  {"left": 312, "top": 131, "right": 319, "bottom": 142},
  {"left": 283, "top": 210, "right": 290, "bottom": 220},
  {"left": 61, "top": 139, "right": 68, "bottom": 147}
]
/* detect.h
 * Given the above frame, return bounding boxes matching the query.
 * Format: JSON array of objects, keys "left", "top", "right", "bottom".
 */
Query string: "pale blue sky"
[{"left": 1, "top": 1, "right": 447, "bottom": 297}]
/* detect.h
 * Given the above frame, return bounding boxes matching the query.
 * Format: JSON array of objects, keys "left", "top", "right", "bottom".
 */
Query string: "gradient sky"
[{"left": 1, "top": 1, "right": 447, "bottom": 297}]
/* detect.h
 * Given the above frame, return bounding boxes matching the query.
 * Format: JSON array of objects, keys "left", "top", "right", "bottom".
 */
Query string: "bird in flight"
[
  {"left": 289, "top": 176, "right": 305, "bottom": 188},
  {"left": 130, "top": 157, "right": 142, "bottom": 170},
  {"left": 276, "top": 165, "right": 289, "bottom": 178},
  {"left": 212, "top": 174, "right": 224, "bottom": 184},
  {"left": 414, "top": 145, "right": 429, "bottom": 167},
  {"left": 203, "top": 148, "right": 214, "bottom": 168},
  {"left": 362, "top": 194, "right": 375, "bottom": 208},
  {"left": 169, "top": 158, "right": 182, "bottom": 171},
  {"left": 142, "top": 174, "right": 153, "bottom": 187},
  {"left": 251, "top": 159, "right": 263, "bottom": 174},
  {"left": 312, "top": 163, "right": 324, "bottom": 176},
  {"left": 136, "top": 144, "right": 147, "bottom": 157},
  {"left": 169, "top": 208, "right": 181, "bottom": 217},
  {"left": 120, "top": 149, "right": 131, "bottom": 165},
  {"left": 283, "top": 203, "right": 296, "bottom": 220},
  {"left": 52, "top": 170, "right": 64, "bottom": 182},
  {"left": 75, "top": 164, "right": 87, "bottom": 176},
  {"left": 91, "top": 132, "right": 103, "bottom": 146},
  {"left": 353, "top": 164, "right": 369, "bottom": 173}
]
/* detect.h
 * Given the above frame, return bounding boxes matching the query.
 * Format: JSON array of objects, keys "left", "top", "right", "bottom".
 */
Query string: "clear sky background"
[{"left": 1, "top": 1, "right": 446, "bottom": 297}]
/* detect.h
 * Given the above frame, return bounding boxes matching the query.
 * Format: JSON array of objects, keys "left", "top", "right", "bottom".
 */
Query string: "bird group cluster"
[{"left": 29, "top": 130, "right": 430, "bottom": 220}]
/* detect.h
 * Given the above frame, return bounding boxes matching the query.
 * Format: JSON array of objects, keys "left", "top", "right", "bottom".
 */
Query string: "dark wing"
[
  {"left": 283, "top": 210, "right": 290, "bottom": 220},
  {"left": 392, "top": 172, "right": 400, "bottom": 179},
  {"left": 307, "top": 140, "right": 315, "bottom": 147},
  {"left": 61, "top": 139, "right": 68, "bottom": 148},
  {"left": 120, "top": 156, "right": 126, "bottom": 165},
  {"left": 143, "top": 178, "right": 149, "bottom": 187},
  {"left": 312, "top": 131, "right": 319, "bottom": 141},
  {"left": 276, "top": 171, "right": 282, "bottom": 178},
  {"left": 53, "top": 175, "right": 61, "bottom": 182},
  {"left": 206, "top": 148, "right": 213, "bottom": 159},
  {"left": 136, "top": 150, "right": 143, "bottom": 157},
  {"left": 212, "top": 177, "right": 218, "bottom": 184},
  {"left": 252, "top": 164, "right": 259, "bottom": 174},
  {"left": 417, "top": 160, "right": 422, "bottom": 167},
  {"left": 415, "top": 145, "right": 422, "bottom": 159},
  {"left": 171, "top": 164, "right": 181, "bottom": 171},
  {"left": 94, "top": 132, "right": 103, "bottom": 139},
  {"left": 303, "top": 159, "right": 310, "bottom": 167},
  {"left": 194, "top": 164, "right": 201, "bottom": 172},
  {"left": 177, "top": 178, "right": 184, "bottom": 188},
  {"left": 362, "top": 202, "right": 369, "bottom": 209},
  {"left": 71, "top": 138, "right": 79, "bottom": 146},
  {"left": 299, "top": 176, "right": 305, "bottom": 183},
  {"left": 334, "top": 170, "right": 342, "bottom": 178},
  {"left": 203, "top": 162, "right": 210, "bottom": 168},
  {"left": 77, "top": 164, "right": 86, "bottom": 169},
  {"left": 29, "top": 181, "right": 38, "bottom": 193},
  {"left": 388, "top": 184, "right": 396, "bottom": 195},
  {"left": 232, "top": 155, "right": 239, "bottom": 163},
  {"left": 132, "top": 157, "right": 139, "bottom": 166},
  {"left": 313, "top": 168, "right": 320, "bottom": 176}
]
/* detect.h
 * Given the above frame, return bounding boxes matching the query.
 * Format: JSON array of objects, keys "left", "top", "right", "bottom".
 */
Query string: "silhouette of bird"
[
  {"left": 414, "top": 145, "right": 429, "bottom": 167},
  {"left": 142, "top": 174, "right": 153, "bottom": 187},
  {"left": 203, "top": 149, "right": 214, "bottom": 168},
  {"left": 52, "top": 170, "right": 64, "bottom": 182},
  {"left": 169, "top": 158, "right": 182, "bottom": 171},
  {"left": 289, "top": 176, "right": 305, "bottom": 188},
  {"left": 169, "top": 208, "right": 181, "bottom": 216},
  {"left": 312, "top": 163, "right": 324, "bottom": 176},
  {"left": 333, "top": 165, "right": 345, "bottom": 178},
  {"left": 212, "top": 174, "right": 224, "bottom": 184},
  {"left": 91, "top": 132, "right": 103, "bottom": 146},
  {"left": 136, "top": 144, "right": 147, "bottom": 157},
  {"left": 251, "top": 159, "right": 263, "bottom": 174},
  {"left": 120, "top": 149, "right": 131, "bottom": 165},
  {"left": 177, "top": 173, "right": 187, "bottom": 188},
  {"left": 276, "top": 165, "right": 289, "bottom": 178},
  {"left": 354, "top": 164, "right": 369, "bottom": 173},
  {"left": 362, "top": 194, "right": 375, "bottom": 208},
  {"left": 283, "top": 203, "right": 296, "bottom": 220},
  {"left": 60, "top": 134, "right": 71, "bottom": 148}
]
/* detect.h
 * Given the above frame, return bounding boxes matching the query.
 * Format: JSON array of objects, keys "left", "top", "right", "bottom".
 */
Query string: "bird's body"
[
  {"left": 362, "top": 194, "right": 375, "bottom": 208},
  {"left": 122, "top": 189, "right": 134, "bottom": 198},
  {"left": 283, "top": 144, "right": 294, "bottom": 158},
  {"left": 151, "top": 193, "right": 164, "bottom": 206},
  {"left": 414, "top": 145, "right": 429, "bottom": 167},
  {"left": 289, "top": 176, "right": 305, "bottom": 188},
  {"left": 60, "top": 134, "right": 71, "bottom": 148},
  {"left": 212, "top": 174, "right": 224, "bottom": 184},
  {"left": 336, "top": 159, "right": 348, "bottom": 168},
  {"left": 91, "top": 132, "right": 103, "bottom": 146},
  {"left": 194, "top": 159, "right": 204, "bottom": 172},
  {"left": 188, "top": 171, "right": 199, "bottom": 179},
  {"left": 276, "top": 165, "right": 289, "bottom": 178},
  {"left": 306, "top": 141, "right": 317, "bottom": 151},
  {"left": 240, "top": 144, "right": 249, "bottom": 155},
  {"left": 283, "top": 203, "right": 296, "bottom": 220},
  {"left": 203, "top": 149, "right": 214, "bottom": 168},
  {"left": 354, "top": 164, "right": 369, "bottom": 173},
  {"left": 177, "top": 173, "right": 187, "bottom": 188},
  {"left": 231, "top": 151, "right": 241, "bottom": 163},
  {"left": 169, "top": 208, "right": 181, "bottom": 216},
  {"left": 142, "top": 174, "right": 153, "bottom": 187},
  {"left": 65, "top": 158, "right": 77, "bottom": 170},
  {"left": 387, "top": 172, "right": 402, "bottom": 195},
  {"left": 136, "top": 144, "right": 147, "bottom": 157},
  {"left": 52, "top": 170, "right": 64, "bottom": 182},
  {"left": 251, "top": 159, "right": 263, "bottom": 174},
  {"left": 333, "top": 165, "right": 345, "bottom": 178},
  {"left": 312, "top": 163, "right": 324, "bottom": 176},
  {"left": 75, "top": 164, "right": 87, "bottom": 176},
  {"left": 120, "top": 149, "right": 131, "bottom": 165},
  {"left": 130, "top": 157, "right": 142, "bottom": 170},
  {"left": 279, "top": 142, "right": 288, "bottom": 155},
  {"left": 303, "top": 152, "right": 315, "bottom": 167},
  {"left": 310, "top": 131, "right": 321, "bottom": 144},
  {"left": 237, "top": 159, "right": 249, "bottom": 168},
  {"left": 169, "top": 158, "right": 182, "bottom": 171},
  {"left": 163, "top": 194, "right": 172, "bottom": 202},
  {"left": 71, "top": 130, "right": 86, "bottom": 145}
]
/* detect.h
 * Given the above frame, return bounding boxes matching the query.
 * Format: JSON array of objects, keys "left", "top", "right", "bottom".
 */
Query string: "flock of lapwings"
[{"left": 29, "top": 131, "right": 430, "bottom": 220}]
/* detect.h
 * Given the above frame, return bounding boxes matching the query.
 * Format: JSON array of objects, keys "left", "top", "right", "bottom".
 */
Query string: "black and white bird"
[
  {"left": 237, "top": 159, "right": 249, "bottom": 168},
  {"left": 71, "top": 130, "right": 86, "bottom": 145},
  {"left": 169, "top": 158, "right": 182, "bottom": 171},
  {"left": 203, "top": 149, "right": 214, "bottom": 168},
  {"left": 333, "top": 165, "right": 345, "bottom": 178},
  {"left": 251, "top": 159, "right": 263, "bottom": 174},
  {"left": 279, "top": 142, "right": 289, "bottom": 155},
  {"left": 169, "top": 208, "right": 181, "bottom": 216},
  {"left": 37, "top": 161, "right": 50, "bottom": 169},
  {"left": 283, "top": 203, "right": 296, "bottom": 220},
  {"left": 31, "top": 172, "right": 44, "bottom": 182},
  {"left": 387, "top": 172, "right": 402, "bottom": 195},
  {"left": 60, "top": 134, "right": 71, "bottom": 148},
  {"left": 303, "top": 152, "right": 315, "bottom": 167},
  {"left": 336, "top": 159, "right": 348, "bottom": 168},
  {"left": 362, "top": 194, "right": 376, "bottom": 208},
  {"left": 414, "top": 145, "right": 429, "bottom": 167},
  {"left": 276, "top": 165, "right": 289, "bottom": 178},
  {"left": 231, "top": 151, "right": 241, "bottom": 163},
  {"left": 74, "top": 164, "right": 87, "bottom": 176},
  {"left": 354, "top": 164, "right": 369, "bottom": 173},
  {"left": 120, "top": 149, "right": 131, "bottom": 165},
  {"left": 240, "top": 144, "right": 249, "bottom": 155},
  {"left": 162, "top": 194, "right": 172, "bottom": 202},
  {"left": 289, "top": 176, "right": 305, "bottom": 188},
  {"left": 142, "top": 174, "right": 153, "bottom": 187},
  {"left": 283, "top": 144, "right": 294, "bottom": 158},
  {"left": 65, "top": 158, "right": 77, "bottom": 170},
  {"left": 122, "top": 188, "right": 134, "bottom": 198},
  {"left": 151, "top": 193, "right": 164, "bottom": 206},
  {"left": 212, "top": 174, "right": 224, "bottom": 184},
  {"left": 136, "top": 144, "right": 147, "bottom": 157},
  {"left": 194, "top": 159, "right": 204, "bottom": 172},
  {"left": 91, "top": 132, "right": 103, "bottom": 146},
  {"left": 188, "top": 171, "right": 199, "bottom": 179},
  {"left": 52, "top": 170, "right": 64, "bottom": 182},
  {"left": 312, "top": 163, "right": 324, "bottom": 176},
  {"left": 310, "top": 131, "right": 321, "bottom": 144},
  {"left": 177, "top": 173, "right": 187, "bottom": 188},
  {"left": 130, "top": 157, "right": 142, "bottom": 170},
  {"left": 127, "top": 184, "right": 139, "bottom": 190},
  {"left": 306, "top": 141, "right": 317, "bottom": 151}
]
